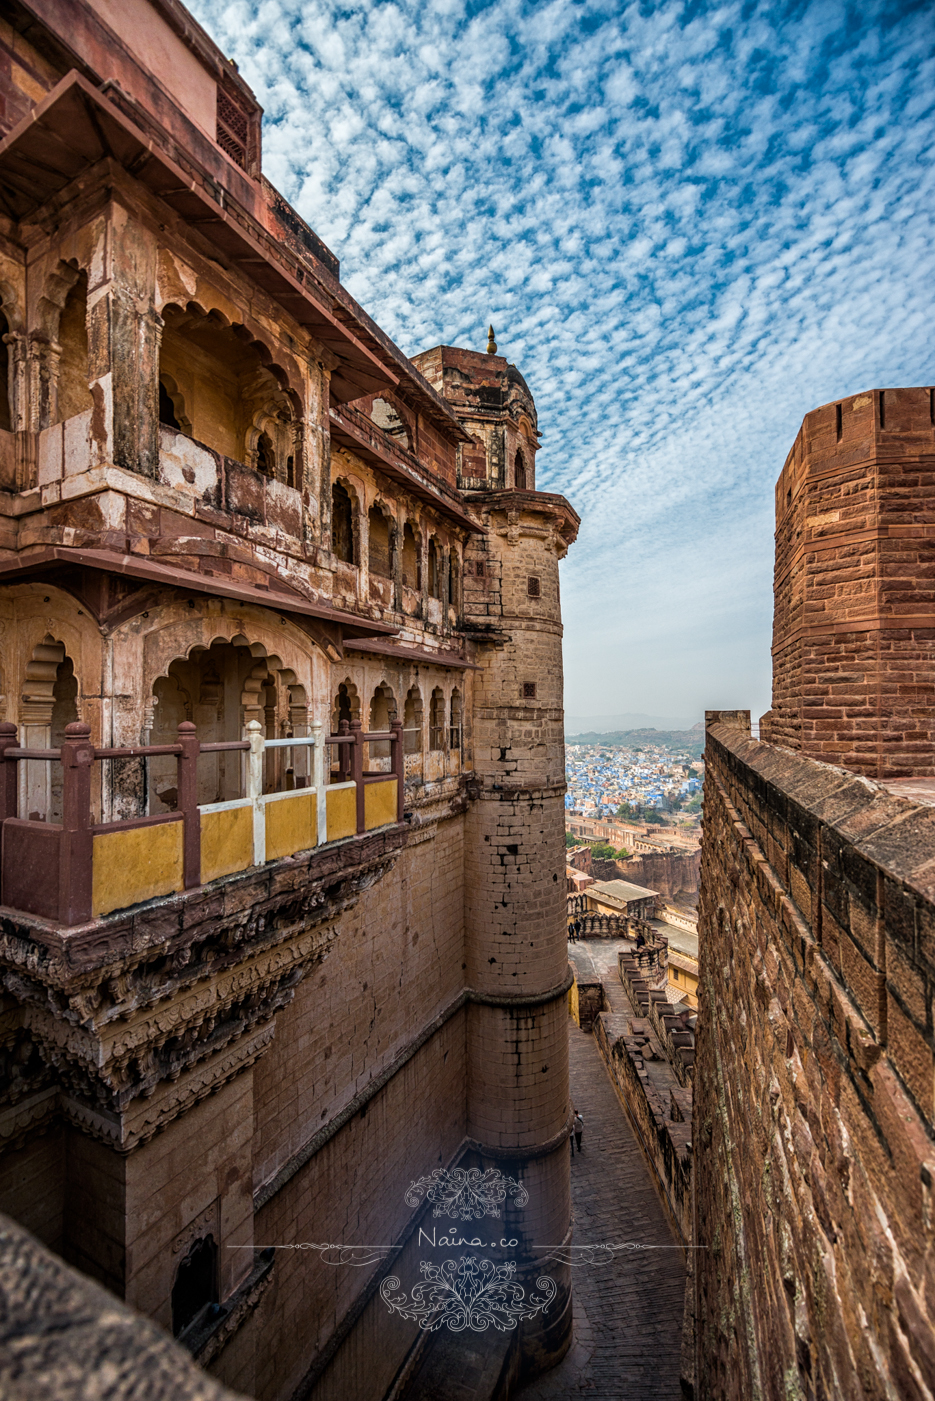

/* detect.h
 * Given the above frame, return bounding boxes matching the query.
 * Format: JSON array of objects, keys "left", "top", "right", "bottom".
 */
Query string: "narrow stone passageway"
[{"left": 514, "top": 1018, "right": 686, "bottom": 1401}]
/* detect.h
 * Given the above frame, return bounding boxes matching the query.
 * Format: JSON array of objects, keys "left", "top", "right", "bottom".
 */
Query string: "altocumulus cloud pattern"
[{"left": 187, "top": 0, "right": 935, "bottom": 721}]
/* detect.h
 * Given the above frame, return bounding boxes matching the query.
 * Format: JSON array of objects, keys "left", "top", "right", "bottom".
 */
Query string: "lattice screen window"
[{"left": 216, "top": 83, "right": 257, "bottom": 173}]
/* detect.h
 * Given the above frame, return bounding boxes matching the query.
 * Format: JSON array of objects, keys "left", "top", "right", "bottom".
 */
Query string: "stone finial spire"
[{"left": 486, "top": 324, "right": 497, "bottom": 355}]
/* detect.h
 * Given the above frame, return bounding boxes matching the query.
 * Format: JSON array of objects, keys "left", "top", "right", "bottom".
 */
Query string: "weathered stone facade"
[
  {"left": 0, "top": 4, "right": 578, "bottom": 1398},
  {"left": 694, "top": 387, "right": 935, "bottom": 1401}
]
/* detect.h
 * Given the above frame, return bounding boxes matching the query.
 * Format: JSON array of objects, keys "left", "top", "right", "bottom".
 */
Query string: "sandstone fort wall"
[
  {"left": 764, "top": 386, "right": 935, "bottom": 778},
  {"left": 695, "top": 713, "right": 935, "bottom": 1400}
]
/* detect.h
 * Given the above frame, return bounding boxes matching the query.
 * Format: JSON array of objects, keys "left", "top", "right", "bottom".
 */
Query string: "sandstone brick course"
[
  {"left": 765, "top": 386, "right": 935, "bottom": 776},
  {"left": 694, "top": 716, "right": 935, "bottom": 1401}
]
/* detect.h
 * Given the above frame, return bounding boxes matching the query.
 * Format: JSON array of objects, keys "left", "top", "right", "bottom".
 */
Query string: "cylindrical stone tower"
[{"left": 413, "top": 341, "right": 580, "bottom": 1378}]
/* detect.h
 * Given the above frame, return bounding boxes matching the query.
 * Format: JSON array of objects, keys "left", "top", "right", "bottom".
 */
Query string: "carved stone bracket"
[{"left": 0, "top": 837, "right": 405, "bottom": 1153}]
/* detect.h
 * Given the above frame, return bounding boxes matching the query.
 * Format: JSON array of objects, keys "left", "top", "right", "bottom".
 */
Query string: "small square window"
[
  {"left": 527, "top": 576, "right": 540, "bottom": 598},
  {"left": 523, "top": 682, "right": 537, "bottom": 699}
]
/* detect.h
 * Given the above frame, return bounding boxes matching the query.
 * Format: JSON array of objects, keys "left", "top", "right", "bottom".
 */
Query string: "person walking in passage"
[
  {"left": 573, "top": 1111, "right": 584, "bottom": 1153},
  {"left": 569, "top": 1110, "right": 577, "bottom": 1157}
]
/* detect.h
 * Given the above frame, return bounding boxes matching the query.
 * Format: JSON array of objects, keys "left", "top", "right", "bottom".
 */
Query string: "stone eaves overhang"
[
  {"left": 0, "top": 545, "right": 399, "bottom": 640},
  {"left": 465, "top": 487, "right": 581, "bottom": 550},
  {"left": 328, "top": 405, "right": 483, "bottom": 535},
  {"left": 0, "top": 72, "right": 391, "bottom": 403},
  {"left": 344, "top": 638, "right": 479, "bottom": 670}
]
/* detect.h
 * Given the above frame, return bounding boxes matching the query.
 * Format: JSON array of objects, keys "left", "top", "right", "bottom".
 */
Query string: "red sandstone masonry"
[
  {"left": 694, "top": 716, "right": 935, "bottom": 1401},
  {"left": 765, "top": 385, "right": 935, "bottom": 777}
]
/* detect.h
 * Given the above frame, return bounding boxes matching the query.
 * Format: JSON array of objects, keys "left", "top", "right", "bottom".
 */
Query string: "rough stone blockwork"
[
  {"left": 764, "top": 386, "right": 935, "bottom": 778},
  {"left": 0, "top": 1212, "right": 245, "bottom": 1401},
  {"left": 695, "top": 714, "right": 935, "bottom": 1401}
]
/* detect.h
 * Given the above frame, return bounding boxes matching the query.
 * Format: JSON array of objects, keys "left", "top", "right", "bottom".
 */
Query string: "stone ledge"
[
  {"left": 594, "top": 1011, "right": 692, "bottom": 1244},
  {"left": 186, "top": 1247, "right": 275, "bottom": 1368},
  {"left": 0, "top": 1212, "right": 246, "bottom": 1400}
]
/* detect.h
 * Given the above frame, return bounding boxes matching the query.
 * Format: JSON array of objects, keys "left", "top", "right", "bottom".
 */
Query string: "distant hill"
[
  {"left": 564, "top": 711, "right": 700, "bottom": 732},
  {"left": 565, "top": 725, "right": 705, "bottom": 758}
]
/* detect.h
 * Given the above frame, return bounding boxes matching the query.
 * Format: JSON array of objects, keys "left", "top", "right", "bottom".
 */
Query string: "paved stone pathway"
[{"left": 514, "top": 1006, "right": 686, "bottom": 1400}]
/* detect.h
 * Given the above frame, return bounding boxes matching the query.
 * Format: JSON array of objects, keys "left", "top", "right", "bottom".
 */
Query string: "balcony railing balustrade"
[{"left": 0, "top": 717, "right": 404, "bottom": 927}]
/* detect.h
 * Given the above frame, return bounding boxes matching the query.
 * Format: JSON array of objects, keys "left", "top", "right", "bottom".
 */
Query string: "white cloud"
[{"left": 189, "top": 0, "right": 935, "bottom": 724}]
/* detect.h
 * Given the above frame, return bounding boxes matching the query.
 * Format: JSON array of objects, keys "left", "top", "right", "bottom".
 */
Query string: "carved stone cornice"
[
  {"left": 0, "top": 1086, "right": 59, "bottom": 1152},
  {"left": 59, "top": 1021, "right": 277, "bottom": 1152},
  {"left": 0, "top": 832, "right": 406, "bottom": 1151}
]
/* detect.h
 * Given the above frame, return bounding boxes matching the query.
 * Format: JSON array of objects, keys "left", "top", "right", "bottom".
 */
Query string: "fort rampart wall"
[
  {"left": 694, "top": 711, "right": 935, "bottom": 1400},
  {"left": 764, "top": 386, "right": 935, "bottom": 778}
]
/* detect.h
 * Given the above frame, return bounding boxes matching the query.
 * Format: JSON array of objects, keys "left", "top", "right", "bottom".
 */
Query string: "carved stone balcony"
[{"left": 0, "top": 717, "right": 403, "bottom": 928}]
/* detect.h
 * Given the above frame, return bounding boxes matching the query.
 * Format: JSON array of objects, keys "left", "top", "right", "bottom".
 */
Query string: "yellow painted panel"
[
  {"left": 326, "top": 785, "right": 357, "bottom": 842},
  {"left": 265, "top": 792, "right": 316, "bottom": 862},
  {"left": 365, "top": 778, "right": 397, "bottom": 831},
  {"left": 92, "top": 822, "right": 183, "bottom": 918},
  {"left": 201, "top": 805, "right": 253, "bottom": 884}
]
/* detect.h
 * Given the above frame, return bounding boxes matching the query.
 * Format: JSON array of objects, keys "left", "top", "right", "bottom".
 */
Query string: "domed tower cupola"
[{"left": 411, "top": 328, "right": 540, "bottom": 493}]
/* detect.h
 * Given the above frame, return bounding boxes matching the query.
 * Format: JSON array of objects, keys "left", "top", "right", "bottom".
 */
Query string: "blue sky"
[{"left": 189, "top": 0, "right": 935, "bottom": 726}]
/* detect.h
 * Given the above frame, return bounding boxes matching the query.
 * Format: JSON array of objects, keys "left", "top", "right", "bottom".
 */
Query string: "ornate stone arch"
[
  {"left": 34, "top": 259, "right": 92, "bottom": 428},
  {"left": 367, "top": 497, "right": 396, "bottom": 579},
  {"left": 332, "top": 677, "right": 361, "bottom": 732},
  {"left": 158, "top": 300, "right": 304, "bottom": 471},
  {"left": 332, "top": 475, "right": 361, "bottom": 565},
  {"left": 369, "top": 680, "right": 397, "bottom": 763},
  {"left": 401, "top": 517, "right": 422, "bottom": 593},
  {"left": 449, "top": 687, "right": 462, "bottom": 750},
  {"left": 403, "top": 684, "right": 424, "bottom": 755},
  {"left": 370, "top": 393, "right": 413, "bottom": 449},
  {"left": 158, "top": 370, "right": 193, "bottom": 435},
  {"left": 429, "top": 687, "right": 445, "bottom": 751}
]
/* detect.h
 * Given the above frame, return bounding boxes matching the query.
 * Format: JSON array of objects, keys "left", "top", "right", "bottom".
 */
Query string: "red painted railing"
[{"left": 0, "top": 716, "right": 404, "bottom": 928}]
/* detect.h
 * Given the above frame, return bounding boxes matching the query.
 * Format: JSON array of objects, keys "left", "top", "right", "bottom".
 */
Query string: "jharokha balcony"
[{"left": 0, "top": 719, "right": 404, "bottom": 928}]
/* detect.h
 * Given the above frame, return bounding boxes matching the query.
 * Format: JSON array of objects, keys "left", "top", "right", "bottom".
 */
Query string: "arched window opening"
[
  {"left": 171, "top": 1235, "right": 219, "bottom": 1338},
  {"left": 368, "top": 505, "right": 392, "bottom": 577},
  {"left": 256, "top": 432, "right": 275, "bottom": 479},
  {"left": 369, "top": 683, "right": 396, "bottom": 762},
  {"left": 428, "top": 539, "right": 441, "bottom": 600},
  {"left": 159, "top": 379, "right": 181, "bottom": 430},
  {"left": 448, "top": 551, "right": 458, "bottom": 608},
  {"left": 402, "top": 523, "right": 421, "bottom": 590},
  {"left": 21, "top": 637, "right": 78, "bottom": 824},
  {"left": 330, "top": 679, "right": 360, "bottom": 781},
  {"left": 159, "top": 303, "right": 297, "bottom": 472},
  {"left": 371, "top": 397, "right": 410, "bottom": 449},
  {"left": 56, "top": 270, "right": 92, "bottom": 424},
  {"left": 286, "top": 455, "right": 295, "bottom": 488},
  {"left": 150, "top": 640, "right": 292, "bottom": 810},
  {"left": 332, "top": 481, "right": 356, "bottom": 564},
  {"left": 404, "top": 686, "right": 423, "bottom": 755},
  {"left": 514, "top": 449, "right": 526, "bottom": 490},
  {"left": 49, "top": 656, "right": 79, "bottom": 823},
  {"left": 429, "top": 688, "right": 445, "bottom": 751},
  {"left": 449, "top": 689, "right": 462, "bottom": 751},
  {"left": 0, "top": 308, "right": 11, "bottom": 433},
  {"left": 332, "top": 679, "right": 359, "bottom": 733}
]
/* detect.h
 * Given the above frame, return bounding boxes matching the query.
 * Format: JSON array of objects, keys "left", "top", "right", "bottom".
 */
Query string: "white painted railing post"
[
  {"left": 245, "top": 720, "right": 265, "bottom": 865},
  {"left": 310, "top": 722, "right": 326, "bottom": 846}
]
